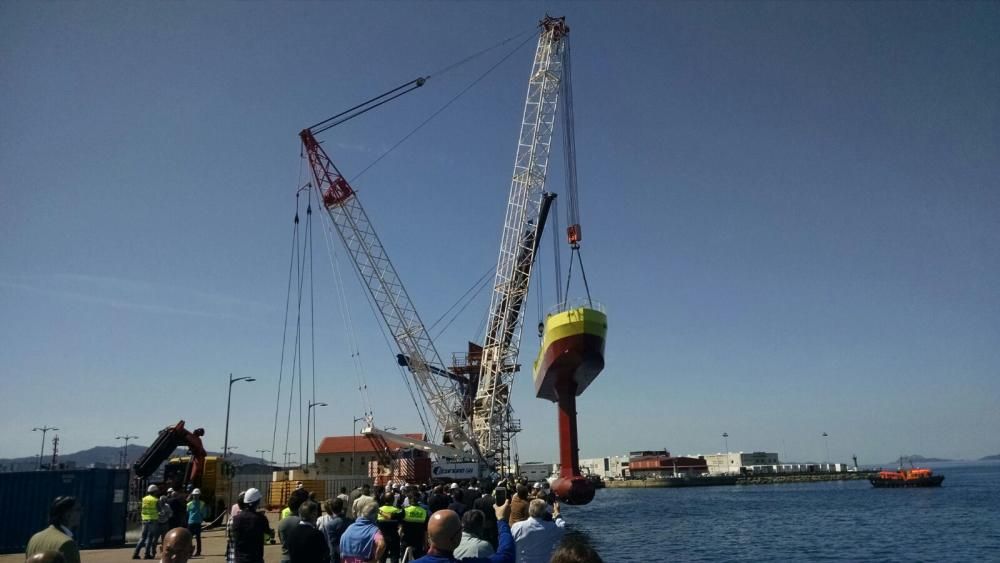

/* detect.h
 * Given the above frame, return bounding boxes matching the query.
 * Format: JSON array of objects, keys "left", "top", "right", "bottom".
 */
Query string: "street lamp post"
[
  {"left": 116, "top": 434, "right": 139, "bottom": 469},
  {"left": 722, "top": 432, "right": 730, "bottom": 474},
  {"left": 224, "top": 373, "right": 256, "bottom": 458},
  {"left": 822, "top": 432, "right": 830, "bottom": 468},
  {"left": 33, "top": 426, "right": 58, "bottom": 470},
  {"left": 352, "top": 416, "right": 365, "bottom": 476},
  {"left": 255, "top": 449, "right": 270, "bottom": 465},
  {"left": 305, "top": 401, "right": 328, "bottom": 467}
]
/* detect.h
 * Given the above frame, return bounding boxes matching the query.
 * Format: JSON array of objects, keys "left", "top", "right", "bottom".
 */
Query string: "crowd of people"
[
  {"left": 232, "top": 477, "right": 602, "bottom": 563},
  {"left": 23, "top": 477, "right": 601, "bottom": 563},
  {"left": 131, "top": 484, "right": 210, "bottom": 559}
]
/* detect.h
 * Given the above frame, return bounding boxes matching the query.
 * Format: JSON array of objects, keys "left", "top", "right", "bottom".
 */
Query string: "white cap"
[
  {"left": 192, "top": 488, "right": 201, "bottom": 495},
  {"left": 148, "top": 485, "right": 159, "bottom": 494},
  {"left": 449, "top": 482, "right": 459, "bottom": 489},
  {"left": 244, "top": 488, "right": 262, "bottom": 504}
]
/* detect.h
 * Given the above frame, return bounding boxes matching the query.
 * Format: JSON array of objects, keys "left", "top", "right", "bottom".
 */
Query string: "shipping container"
[{"left": 0, "top": 469, "right": 129, "bottom": 554}]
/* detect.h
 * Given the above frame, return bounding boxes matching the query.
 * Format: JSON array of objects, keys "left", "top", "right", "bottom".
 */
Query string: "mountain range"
[{"left": 0, "top": 444, "right": 265, "bottom": 471}]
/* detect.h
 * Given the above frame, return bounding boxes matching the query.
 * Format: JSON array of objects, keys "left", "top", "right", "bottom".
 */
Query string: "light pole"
[
  {"left": 255, "top": 449, "right": 271, "bottom": 465},
  {"left": 353, "top": 416, "right": 365, "bottom": 476},
  {"left": 224, "top": 373, "right": 256, "bottom": 458},
  {"left": 722, "top": 432, "right": 730, "bottom": 474},
  {"left": 33, "top": 426, "right": 58, "bottom": 470},
  {"left": 305, "top": 401, "right": 328, "bottom": 467},
  {"left": 822, "top": 432, "right": 830, "bottom": 467},
  {"left": 116, "top": 435, "right": 139, "bottom": 469}
]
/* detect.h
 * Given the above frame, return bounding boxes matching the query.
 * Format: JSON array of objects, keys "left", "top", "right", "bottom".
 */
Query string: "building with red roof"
[{"left": 315, "top": 433, "right": 427, "bottom": 476}]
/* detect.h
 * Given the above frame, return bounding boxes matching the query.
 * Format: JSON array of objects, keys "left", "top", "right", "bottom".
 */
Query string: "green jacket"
[{"left": 25, "top": 526, "right": 80, "bottom": 563}]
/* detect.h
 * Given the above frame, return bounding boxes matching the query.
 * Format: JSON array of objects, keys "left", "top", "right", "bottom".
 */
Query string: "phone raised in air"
[{"left": 494, "top": 486, "right": 507, "bottom": 505}]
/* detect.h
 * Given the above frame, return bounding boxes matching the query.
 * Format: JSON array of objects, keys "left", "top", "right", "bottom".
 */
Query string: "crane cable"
[
  {"left": 284, "top": 190, "right": 311, "bottom": 467},
  {"left": 270, "top": 188, "right": 302, "bottom": 462},
  {"left": 313, "top": 196, "right": 432, "bottom": 437},
  {"left": 349, "top": 31, "right": 538, "bottom": 184},
  {"left": 316, "top": 199, "right": 375, "bottom": 420},
  {"left": 428, "top": 264, "right": 495, "bottom": 340},
  {"left": 307, "top": 189, "right": 318, "bottom": 461},
  {"left": 305, "top": 27, "right": 534, "bottom": 137},
  {"left": 562, "top": 245, "right": 593, "bottom": 307},
  {"left": 297, "top": 26, "right": 538, "bottom": 441}
]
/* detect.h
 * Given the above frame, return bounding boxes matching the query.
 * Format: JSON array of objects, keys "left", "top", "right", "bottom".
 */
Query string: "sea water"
[{"left": 563, "top": 462, "right": 1000, "bottom": 561}]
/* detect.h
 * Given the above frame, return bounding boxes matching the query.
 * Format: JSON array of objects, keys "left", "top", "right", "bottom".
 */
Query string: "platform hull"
[
  {"left": 533, "top": 308, "right": 607, "bottom": 402},
  {"left": 870, "top": 475, "right": 944, "bottom": 488},
  {"left": 532, "top": 307, "right": 607, "bottom": 505}
]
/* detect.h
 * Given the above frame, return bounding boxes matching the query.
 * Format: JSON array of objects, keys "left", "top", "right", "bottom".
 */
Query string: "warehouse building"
[
  {"left": 628, "top": 451, "right": 708, "bottom": 478},
  {"left": 315, "top": 433, "right": 426, "bottom": 476},
  {"left": 579, "top": 455, "right": 629, "bottom": 479},
  {"left": 702, "top": 452, "right": 780, "bottom": 475}
]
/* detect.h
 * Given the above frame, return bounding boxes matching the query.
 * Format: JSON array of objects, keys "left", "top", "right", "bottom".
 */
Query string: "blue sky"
[{"left": 2, "top": 1, "right": 998, "bottom": 467}]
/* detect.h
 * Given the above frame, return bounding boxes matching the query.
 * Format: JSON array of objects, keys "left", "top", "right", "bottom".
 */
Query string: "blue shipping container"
[{"left": 0, "top": 469, "right": 129, "bottom": 554}]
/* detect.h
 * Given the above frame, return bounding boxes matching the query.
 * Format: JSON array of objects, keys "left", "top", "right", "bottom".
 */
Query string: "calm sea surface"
[{"left": 563, "top": 462, "right": 1000, "bottom": 561}]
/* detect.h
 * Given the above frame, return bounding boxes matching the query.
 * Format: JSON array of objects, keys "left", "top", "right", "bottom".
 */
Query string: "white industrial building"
[
  {"left": 516, "top": 462, "right": 557, "bottom": 482},
  {"left": 579, "top": 455, "right": 629, "bottom": 479},
  {"left": 702, "top": 452, "right": 780, "bottom": 475}
]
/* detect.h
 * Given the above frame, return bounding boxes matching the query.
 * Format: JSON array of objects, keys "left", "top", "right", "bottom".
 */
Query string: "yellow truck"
[{"left": 163, "top": 455, "right": 234, "bottom": 522}]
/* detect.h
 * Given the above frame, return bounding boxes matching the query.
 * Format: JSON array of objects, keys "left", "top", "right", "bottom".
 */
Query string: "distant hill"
[
  {"left": 882, "top": 454, "right": 952, "bottom": 466},
  {"left": 0, "top": 444, "right": 262, "bottom": 471},
  {"left": 979, "top": 454, "right": 1000, "bottom": 461}
]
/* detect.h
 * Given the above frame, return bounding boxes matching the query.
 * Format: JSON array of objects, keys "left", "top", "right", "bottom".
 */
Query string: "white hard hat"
[
  {"left": 192, "top": 488, "right": 201, "bottom": 495},
  {"left": 449, "top": 482, "right": 459, "bottom": 489},
  {"left": 244, "top": 488, "right": 262, "bottom": 504},
  {"left": 533, "top": 482, "right": 543, "bottom": 489},
  {"left": 167, "top": 488, "right": 174, "bottom": 494},
  {"left": 148, "top": 485, "right": 159, "bottom": 494}
]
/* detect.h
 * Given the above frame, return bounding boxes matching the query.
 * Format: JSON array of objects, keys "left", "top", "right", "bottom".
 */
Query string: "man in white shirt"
[{"left": 510, "top": 499, "right": 565, "bottom": 563}]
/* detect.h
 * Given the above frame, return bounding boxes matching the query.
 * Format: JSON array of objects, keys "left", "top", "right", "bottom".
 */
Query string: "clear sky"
[{"left": 2, "top": 1, "right": 998, "bottom": 467}]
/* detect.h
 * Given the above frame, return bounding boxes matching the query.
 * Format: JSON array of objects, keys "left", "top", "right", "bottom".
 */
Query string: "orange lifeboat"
[{"left": 870, "top": 466, "right": 944, "bottom": 488}]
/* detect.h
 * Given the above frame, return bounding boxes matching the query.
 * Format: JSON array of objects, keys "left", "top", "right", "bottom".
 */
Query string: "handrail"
[{"left": 547, "top": 298, "right": 605, "bottom": 316}]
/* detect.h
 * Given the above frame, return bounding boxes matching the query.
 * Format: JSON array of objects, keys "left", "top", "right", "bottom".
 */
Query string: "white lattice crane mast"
[
  {"left": 473, "top": 16, "right": 571, "bottom": 464},
  {"left": 300, "top": 127, "right": 475, "bottom": 455}
]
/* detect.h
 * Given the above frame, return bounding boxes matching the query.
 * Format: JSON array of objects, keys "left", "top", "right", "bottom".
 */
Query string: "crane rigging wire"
[
  {"left": 314, "top": 198, "right": 432, "bottom": 436},
  {"left": 284, "top": 194, "right": 310, "bottom": 467},
  {"left": 305, "top": 27, "right": 535, "bottom": 136},
  {"left": 551, "top": 198, "right": 564, "bottom": 306},
  {"left": 432, "top": 273, "right": 493, "bottom": 342},
  {"left": 271, "top": 194, "right": 301, "bottom": 461},
  {"left": 317, "top": 207, "right": 374, "bottom": 419},
  {"left": 307, "top": 190, "right": 318, "bottom": 461},
  {"left": 348, "top": 32, "right": 538, "bottom": 184},
  {"left": 280, "top": 197, "right": 302, "bottom": 467},
  {"left": 289, "top": 25, "right": 540, "bottom": 448},
  {"left": 428, "top": 265, "right": 496, "bottom": 341}
]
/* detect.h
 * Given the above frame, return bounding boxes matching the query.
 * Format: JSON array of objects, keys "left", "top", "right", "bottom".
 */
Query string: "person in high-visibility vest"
[
  {"left": 401, "top": 489, "right": 429, "bottom": 560},
  {"left": 133, "top": 485, "right": 161, "bottom": 560},
  {"left": 376, "top": 494, "right": 404, "bottom": 563}
]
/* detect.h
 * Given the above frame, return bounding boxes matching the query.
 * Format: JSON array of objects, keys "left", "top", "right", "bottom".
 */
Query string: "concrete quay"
[
  {"left": 736, "top": 470, "right": 877, "bottom": 485},
  {"left": 1, "top": 512, "right": 286, "bottom": 563}
]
